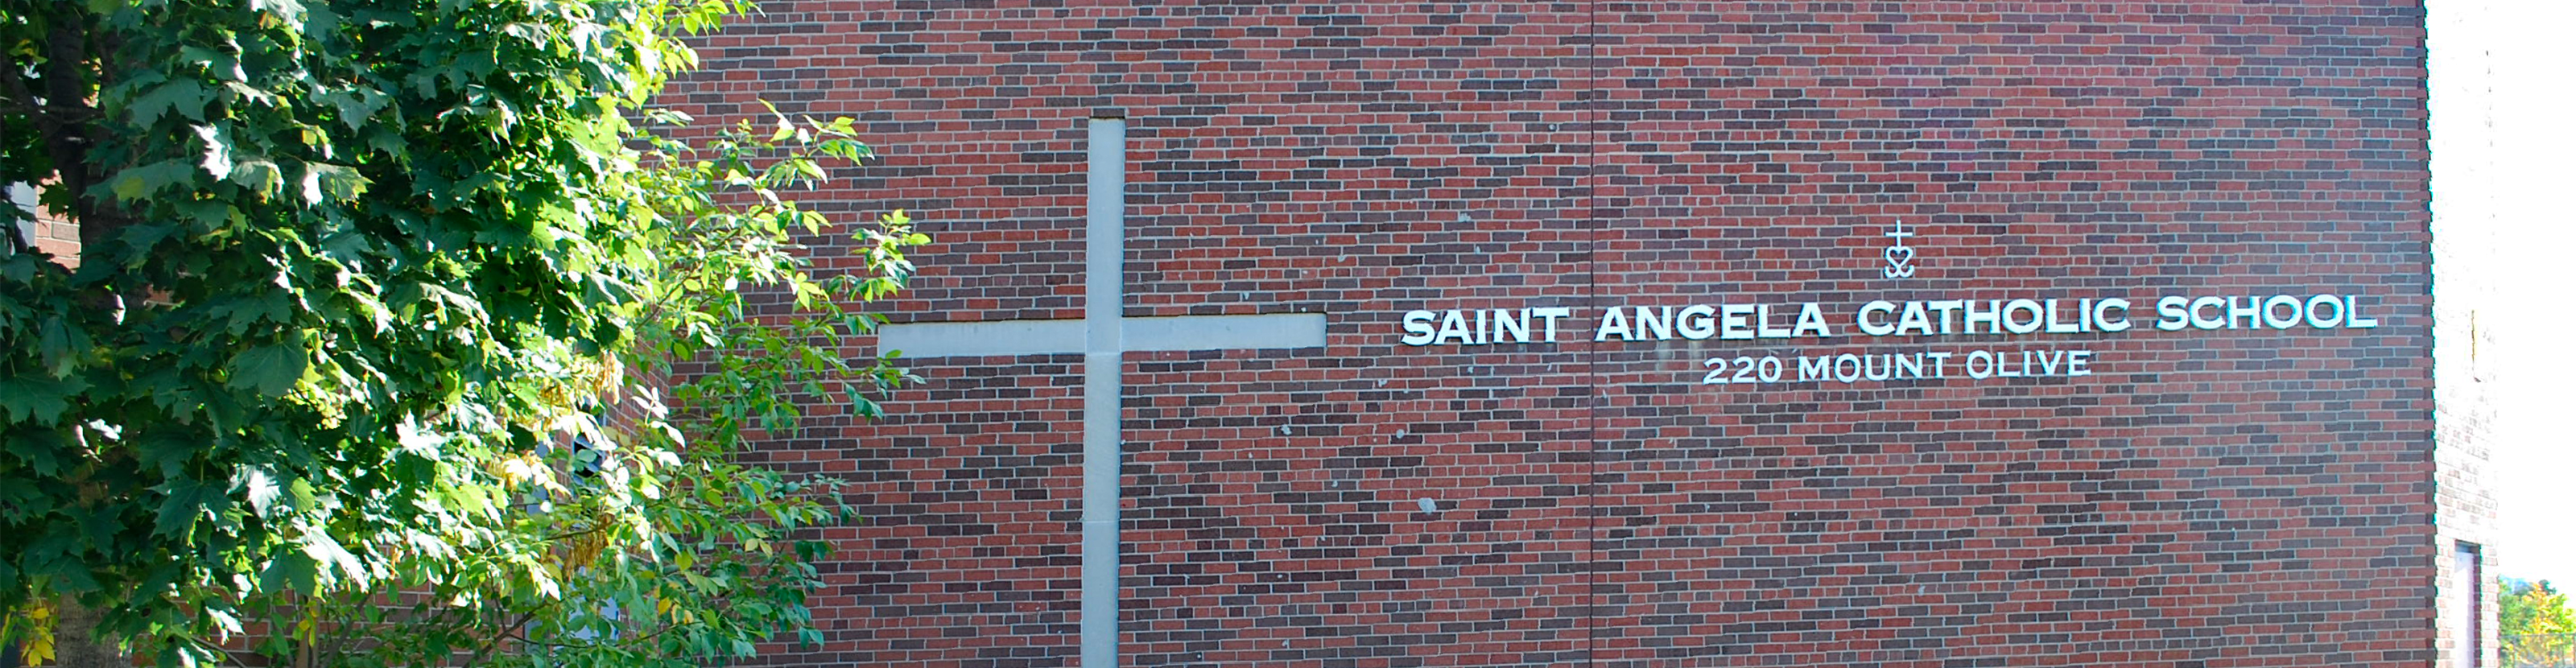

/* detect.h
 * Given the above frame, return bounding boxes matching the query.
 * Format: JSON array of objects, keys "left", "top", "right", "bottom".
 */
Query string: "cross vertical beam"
[{"left": 1080, "top": 117, "right": 1125, "bottom": 668}]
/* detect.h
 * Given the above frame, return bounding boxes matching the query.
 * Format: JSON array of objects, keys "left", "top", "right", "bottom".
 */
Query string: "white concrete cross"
[{"left": 872, "top": 118, "right": 1327, "bottom": 668}]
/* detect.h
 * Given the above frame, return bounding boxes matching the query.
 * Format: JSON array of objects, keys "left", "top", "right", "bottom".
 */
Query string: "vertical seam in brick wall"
[{"left": 1580, "top": 2, "right": 1604, "bottom": 667}]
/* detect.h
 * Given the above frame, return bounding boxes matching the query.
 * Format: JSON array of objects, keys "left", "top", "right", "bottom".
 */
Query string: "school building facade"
[{"left": 669, "top": 2, "right": 2500, "bottom": 666}]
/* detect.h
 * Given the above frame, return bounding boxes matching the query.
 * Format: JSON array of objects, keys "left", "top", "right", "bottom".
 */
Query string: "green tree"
[
  {"left": 2504, "top": 579, "right": 2576, "bottom": 667},
  {"left": 0, "top": 0, "right": 919, "bottom": 666},
  {"left": 2507, "top": 579, "right": 2576, "bottom": 636}
]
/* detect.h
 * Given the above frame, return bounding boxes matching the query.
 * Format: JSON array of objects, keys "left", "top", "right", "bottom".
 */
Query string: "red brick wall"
[
  {"left": 8, "top": 183, "right": 78, "bottom": 266},
  {"left": 28, "top": 218, "right": 76, "bottom": 262},
  {"left": 672, "top": 2, "right": 2438, "bottom": 666}
]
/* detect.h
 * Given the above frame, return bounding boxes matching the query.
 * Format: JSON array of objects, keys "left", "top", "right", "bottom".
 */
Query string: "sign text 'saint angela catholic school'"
[{"left": 1393, "top": 221, "right": 2383, "bottom": 386}]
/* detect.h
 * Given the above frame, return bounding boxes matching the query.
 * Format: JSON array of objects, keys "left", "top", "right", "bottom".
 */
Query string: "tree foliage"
[
  {"left": 2507, "top": 579, "right": 2576, "bottom": 637},
  {"left": 0, "top": 0, "right": 919, "bottom": 665},
  {"left": 2505, "top": 579, "right": 2576, "bottom": 667}
]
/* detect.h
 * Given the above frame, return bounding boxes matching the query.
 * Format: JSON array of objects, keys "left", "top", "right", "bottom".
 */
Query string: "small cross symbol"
[{"left": 1880, "top": 219, "right": 1918, "bottom": 278}]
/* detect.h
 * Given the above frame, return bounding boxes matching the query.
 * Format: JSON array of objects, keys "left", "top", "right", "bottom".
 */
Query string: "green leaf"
[
  {"left": 136, "top": 431, "right": 202, "bottom": 476},
  {"left": 0, "top": 374, "right": 87, "bottom": 423},
  {"left": 108, "top": 160, "right": 199, "bottom": 202},
  {"left": 225, "top": 344, "right": 308, "bottom": 397},
  {"left": 306, "top": 163, "right": 369, "bottom": 202},
  {"left": 172, "top": 200, "right": 235, "bottom": 231},
  {"left": 34, "top": 315, "right": 87, "bottom": 377},
  {"left": 318, "top": 88, "right": 388, "bottom": 130},
  {"left": 129, "top": 80, "right": 215, "bottom": 126},
  {"left": 229, "top": 159, "right": 285, "bottom": 197},
  {"left": 115, "top": 221, "right": 184, "bottom": 263},
  {"left": 260, "top": 548, "right": 319, "bottom": 595},
  {"left": 3, "top": 429, "right": 73, "bottom": 476},
  {"left": 285, "top": 478, "right": 316, "bottom": 514},
  {"left": 154, "top": 478, "right": 225, "bottom": 538}
]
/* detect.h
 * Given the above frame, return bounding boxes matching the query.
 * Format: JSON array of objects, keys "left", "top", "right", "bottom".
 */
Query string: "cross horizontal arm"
[{"left": 876, "top": 313, "right": 1327, "bottom": 358}]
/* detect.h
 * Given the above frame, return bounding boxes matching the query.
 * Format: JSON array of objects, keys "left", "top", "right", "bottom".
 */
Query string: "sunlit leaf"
[
  {"left": 237, "top": 467, "right": 283, "bottom": 517},
  {"left": 193, "top": 125, "right": 233, "bottom": 177}
]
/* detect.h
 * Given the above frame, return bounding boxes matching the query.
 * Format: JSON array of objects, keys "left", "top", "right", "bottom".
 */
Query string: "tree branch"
[
  {"left": 37, "top": 14, "right": 115, "bottom": 249},
  {"left": 460, "top": 602, "right": 551, "bottom": 668}
]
